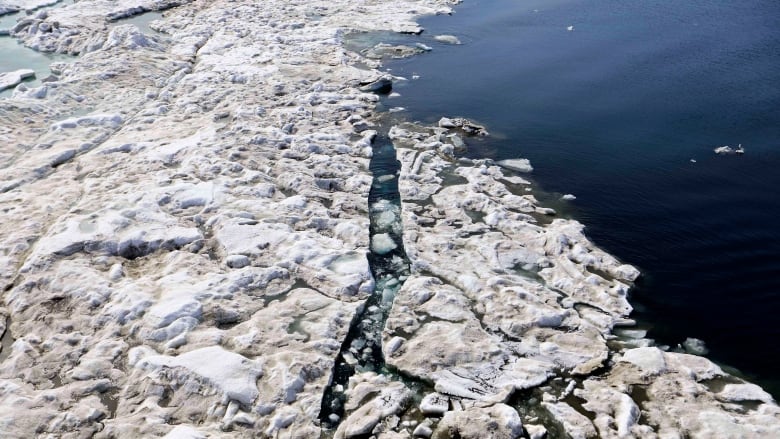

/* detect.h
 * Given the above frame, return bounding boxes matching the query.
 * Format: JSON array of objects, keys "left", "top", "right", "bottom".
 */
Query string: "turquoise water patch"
[
  {"left": 0, "top": 12, "right": 20, "bottom": 30},
  {"left": 0, "top": 1, "right": 73, "bottom": 98},
  {"left": 111, "top": 11, "right": 164, "bottom": 35},
  {"left": 0, "top": 36, "right": 70, "bottom": 97}
]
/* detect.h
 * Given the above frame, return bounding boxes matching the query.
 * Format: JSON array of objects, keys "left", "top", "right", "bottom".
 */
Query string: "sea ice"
[
  {"left": 498, "top": 158, "right": 534, "bottom": 173},
  {"left": 370, "top": 233, "right": 397, "bottom": 255},
  {"left": 133, "top": 346, "right": 263, "bottom": 405},
  {"left": 0, "top": 69, "right": 34, "bottom": 91},
  {"left": 434, "top": 34, "right": 461, "bottom": 45},
  {"left": 620, "top": 347, "right": 667, "bottom": 375}
]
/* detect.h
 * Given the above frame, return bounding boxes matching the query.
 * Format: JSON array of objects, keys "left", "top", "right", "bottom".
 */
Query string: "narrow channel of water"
[{"left": 319, "top": 132, "right": 411, "bottom": 430}]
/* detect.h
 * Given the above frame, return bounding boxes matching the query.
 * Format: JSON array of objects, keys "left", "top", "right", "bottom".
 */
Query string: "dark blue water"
[{"left": 384, "top": 0, "right": 780, "bottom": 395}]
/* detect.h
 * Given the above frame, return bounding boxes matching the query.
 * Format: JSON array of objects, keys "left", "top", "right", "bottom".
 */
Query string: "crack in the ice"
[{"left": 318, "top": 133, "right": 411, "bottom": 431}]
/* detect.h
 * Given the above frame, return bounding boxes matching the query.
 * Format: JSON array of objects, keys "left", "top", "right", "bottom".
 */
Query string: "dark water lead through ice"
[
  {"left": 319, "top": 133, "right": 419, "bottom": 431},
  {"left": 380, "top": 0, "right": 780, "bottom": 397}
]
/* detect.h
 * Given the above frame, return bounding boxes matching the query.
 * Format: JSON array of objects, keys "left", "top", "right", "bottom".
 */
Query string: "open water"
[{"left": 383, "top": 0, "right": 780, "bottom": 396}]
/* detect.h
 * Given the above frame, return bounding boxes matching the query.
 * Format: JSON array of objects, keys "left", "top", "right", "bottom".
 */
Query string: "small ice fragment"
[
  {"left": 690, "top": 159, "right": 697, "bottom": 163},
  {"left": 561, "top": 194, "right": 576, "bottom": 201},
  {"left": 381, "top": 288, "right": 395, "bottom": 304},
  {"left": 373, "top": 209, "right": 398, "bottom": 232},
  {"left": 527, "top": 424, "right": 547, "bottom": 439},
  {"left": 377, "top": 174, "right": 396, "bottom": 183},
  {"left": 682, "top": 337, "right": 708, "bottom": 355},
  {"left": 498, "top": 158, "right": 533, "bottom": 173},
  {"left": 567, "top": 25, "right": 575, "bottom": 31},
  {"left": 343, "top": 352, "right": 358, "bottom": 365},
  {"left": 434, "top": 34, "right": 461, "bottom": 45},
  {"left": 413, "top": 424, "right": 433, "bottom": 438},
  {"left": 714, "top": 145, "right": 734, "bottom": 155},
  {"left": 371, "top": 233, "right": 397, "bottom": 255}
]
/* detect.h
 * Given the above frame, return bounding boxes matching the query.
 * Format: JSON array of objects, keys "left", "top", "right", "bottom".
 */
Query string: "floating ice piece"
[
  {"left": 413, "top": 423, "right": 433, "bottom": 437},
  {"left": 567, "top": 25, "right": 575, "bottom": 31},
  {"left": 498, "top": 158, "right": 534, "bottom": 173},
  {"left": 370, "top": 233, "right": 397, "bottom": 255},
  {"left": 437, "top": 117, "right": 489, "bottom": 136},
  {"left": 526, "top": 424, "right": 547, "bottom": 439},
  {"left": 714, "top": 144, "right": 744, "bottom": 155},
  {"left": 562, "top": 194, "right": 576, "bottom": 201},
  {"left": 372, "top": 201, "right": 400, "bottom": 233},
  {"left": 682, "top": 337, "right": 708, "bottom": 355},
  {"left": 434, "top": 34, "right": 461, "bottom": 45},
  {"left": 359, "top": 77, "right": 392, "bottom": 94},
  {"left": 714, "top": 145, "right": 733, "bottom": 154},
  {"left": 0, "top": 69, "right": 34, "bottom": 91}
]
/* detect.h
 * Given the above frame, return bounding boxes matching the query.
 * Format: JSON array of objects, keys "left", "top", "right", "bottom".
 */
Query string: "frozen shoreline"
[{"left": 0, "top": 0, "right": 778, "bottom": 437}]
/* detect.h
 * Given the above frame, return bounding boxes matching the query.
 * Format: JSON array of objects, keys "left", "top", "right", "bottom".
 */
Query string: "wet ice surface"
[{"left": 0, "top": 0, "right": 778, "bottom": 437}]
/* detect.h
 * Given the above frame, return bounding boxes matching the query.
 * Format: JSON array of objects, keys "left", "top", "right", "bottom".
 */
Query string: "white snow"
[{"left": 134, "top": 346, "right": 263, "bottom": 404}]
